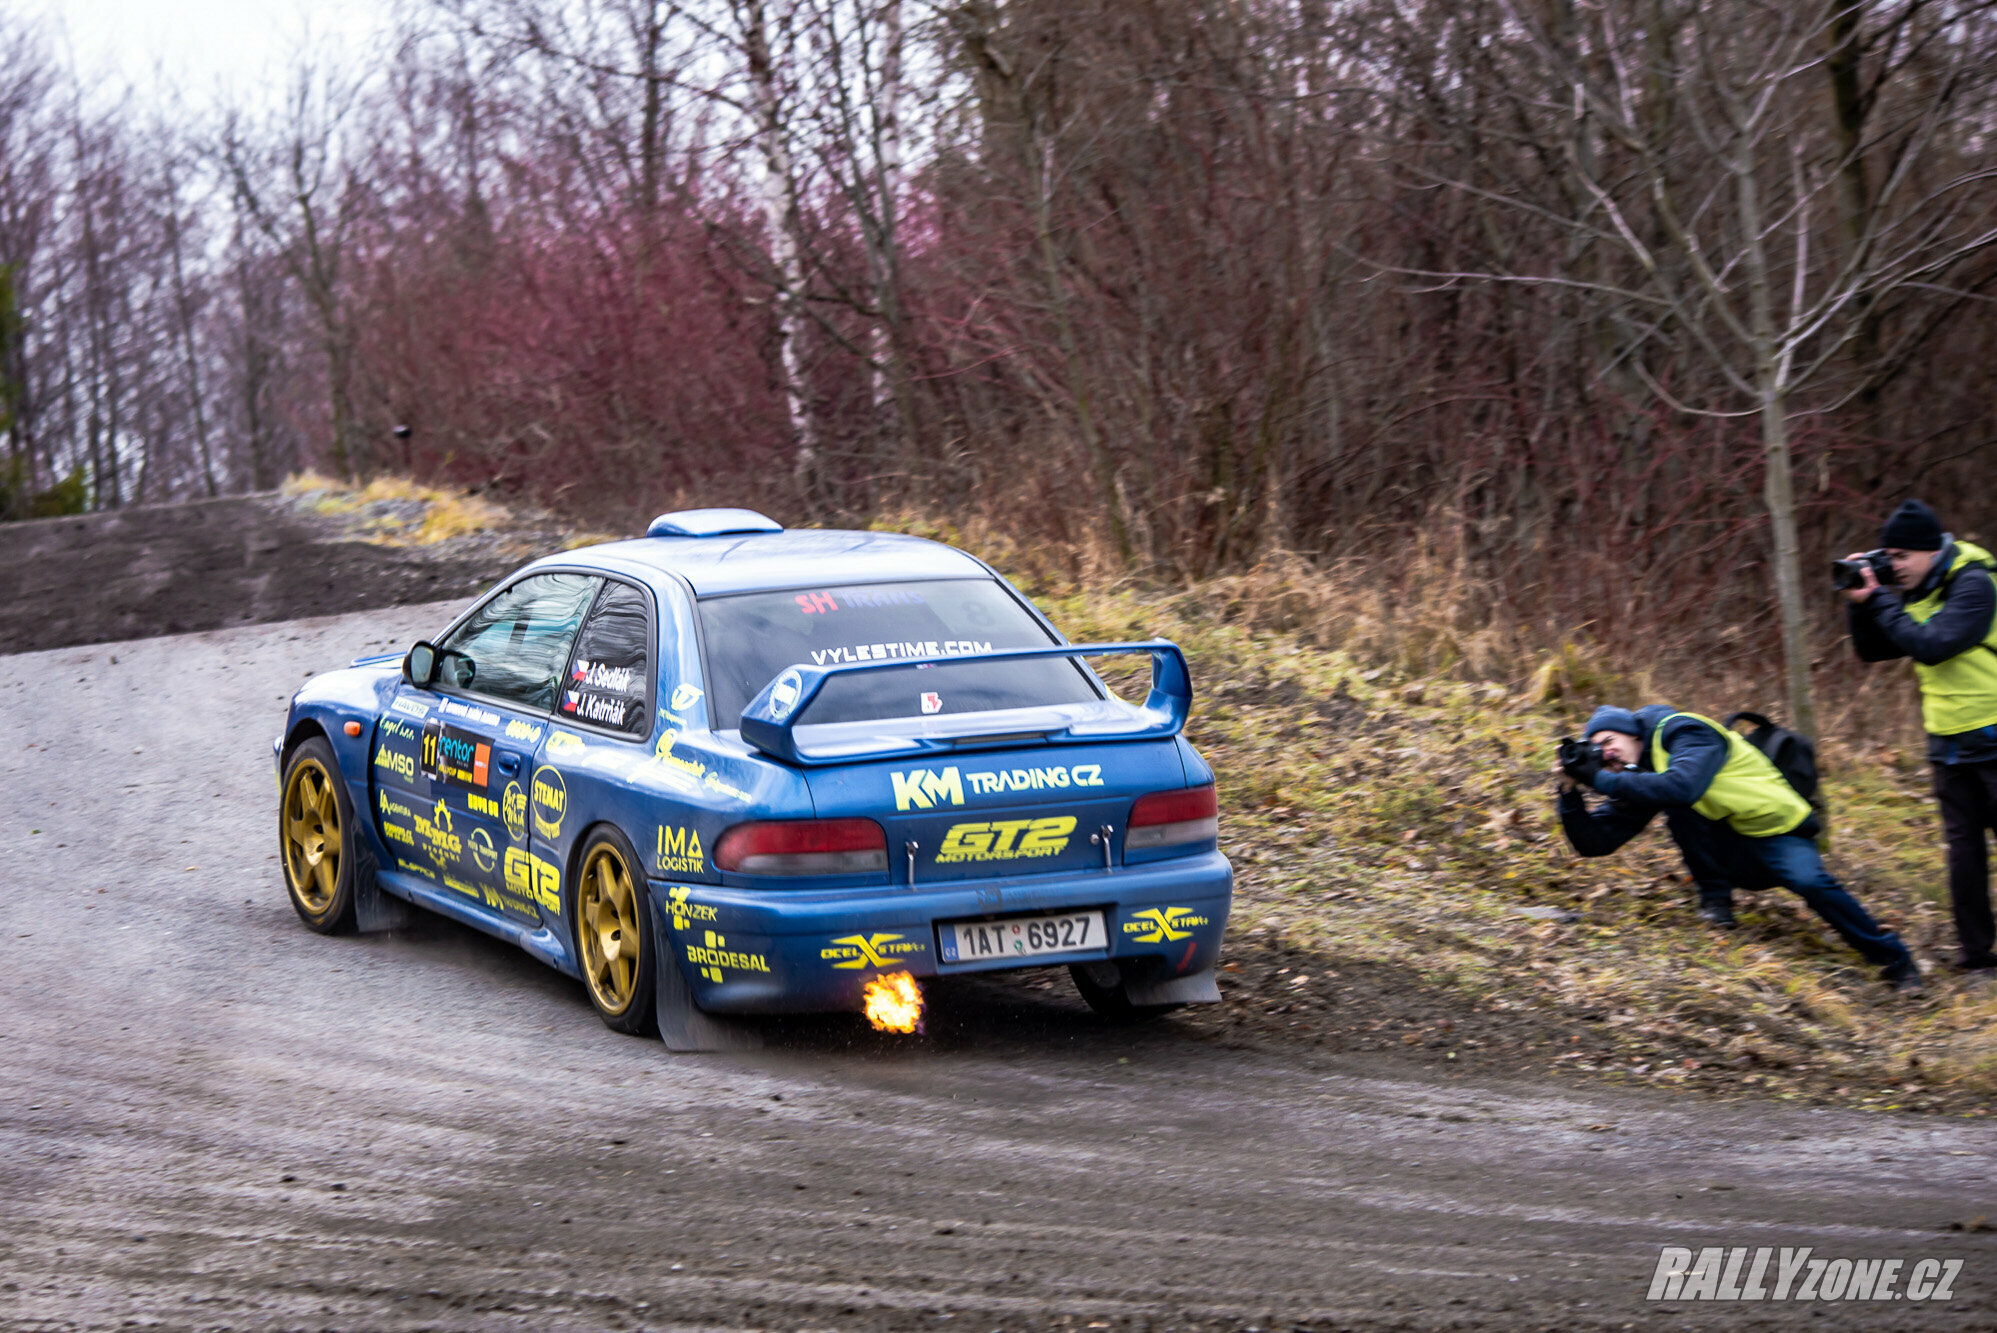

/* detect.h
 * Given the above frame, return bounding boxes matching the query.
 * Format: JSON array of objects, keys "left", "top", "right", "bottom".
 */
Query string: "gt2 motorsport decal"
[
  {"left": 503, "top": 847, "right": 562, "bottom": 914},
  {"left": 935, "top": 816, "right": 1077, "bottom": 864},
  {"left": 891, "top": 763, "right": 1105, "bottom": 810},
  {"left": 655, "top": 825, "right": 705, "bottom": 876},
  {"left": 664, "top": 885, "right": 718, "bottom": 931},
  {"left": 530, "top": 767, "right": 567, "bottom": 839},
  {"left": 821, "top": 932, "right": 926, "bottom": 970},
  {"left": 502, "top": 780, "right": 527, "bottom": 840},
  {"left": 1123, "top": 906, "right": 1210, "bottom": 943},
  {"left": 684, "top": 930, "right": 770, "bottom": 983},
  {"left": 422, "top": 720, "right": 491, "bottom": 790}
]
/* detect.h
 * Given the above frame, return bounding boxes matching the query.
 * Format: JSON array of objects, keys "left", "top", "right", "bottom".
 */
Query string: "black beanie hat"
[{"left": 1881, "top": 499, "right": 1944, "bottom": 551}]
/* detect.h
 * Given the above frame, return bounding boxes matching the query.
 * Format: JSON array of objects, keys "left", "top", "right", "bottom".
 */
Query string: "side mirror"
[{"left": 404, "top": 640, "right": 439, "bottom": 687}]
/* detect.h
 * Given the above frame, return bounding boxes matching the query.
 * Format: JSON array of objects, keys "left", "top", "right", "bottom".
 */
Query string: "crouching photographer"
[
  {"left": 1555, "top": 705, "right": 1921, "bottom": 992},
  {"left": 1845, "top": 499, "right": 1997, "bottom": 976}
]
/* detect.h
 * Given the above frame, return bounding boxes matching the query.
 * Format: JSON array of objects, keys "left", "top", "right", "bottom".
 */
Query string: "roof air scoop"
[{"left": 646, "top": 507, "right": 784, "bottom": 538}]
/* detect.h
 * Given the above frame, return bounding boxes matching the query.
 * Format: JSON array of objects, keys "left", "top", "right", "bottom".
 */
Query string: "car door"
[
  {"left": 411, "top": 571, "right": 601, "bottom": 921},
  {"left": 529, "top": 577, "right": 657, "bottom": 931}
]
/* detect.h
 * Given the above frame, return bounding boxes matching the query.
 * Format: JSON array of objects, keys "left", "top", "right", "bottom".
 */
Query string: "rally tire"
[
  {"left": 1069, "top": 960, "right": 1181, "bottom": 1022},
  {"left": 279, "top": 736, "right": 360, "bottom": 935},
  {"left": 572, "top": 826, "right": 659, "bottom": 1036}
]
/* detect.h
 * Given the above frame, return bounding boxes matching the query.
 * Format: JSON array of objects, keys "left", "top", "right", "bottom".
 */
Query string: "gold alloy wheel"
[
  {"left": 282, "top": 757, "right": 342, "bottom": 915},
  {"left": 579, "top": 844, "right": 641, "bottom": 1015}
]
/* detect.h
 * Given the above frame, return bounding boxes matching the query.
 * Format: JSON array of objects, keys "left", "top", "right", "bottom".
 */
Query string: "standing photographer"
[
  {"left": 1556, "top": 705, "right": 1920, "bottom": 990},
  {"left": 1845, "top": 499, "right": 1997, "bottom": 976}
]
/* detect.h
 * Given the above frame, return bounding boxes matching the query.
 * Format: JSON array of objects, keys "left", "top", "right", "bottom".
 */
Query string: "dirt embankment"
[{"left": 0, "top": 489, "right": 560, "bottom": 655}]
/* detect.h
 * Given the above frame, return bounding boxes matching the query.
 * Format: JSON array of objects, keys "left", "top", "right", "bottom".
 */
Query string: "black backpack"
[{"left": 1723, "top": 711, "right": 1820, "bottom": 805}]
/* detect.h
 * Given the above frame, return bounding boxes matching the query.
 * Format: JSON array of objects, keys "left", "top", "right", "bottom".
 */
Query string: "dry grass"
[
  {"left": 282, "top": 472, "right": 509, "bottom": 546},
  {"left": 867, "top": 513, "right": 1997, "bottom": 1114}
]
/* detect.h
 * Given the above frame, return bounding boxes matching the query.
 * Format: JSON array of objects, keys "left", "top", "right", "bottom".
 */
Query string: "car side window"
[
  {"left": 558, "top": 580, "right": 652, "bottom": 735},
  {"left": 439, "top": 572, "right": 602, "bottom": 712}
]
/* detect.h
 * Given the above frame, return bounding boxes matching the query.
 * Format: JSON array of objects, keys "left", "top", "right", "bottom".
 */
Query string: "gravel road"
[{"left": 2, "top": 606, "right": 1991, "bottom": 1332}]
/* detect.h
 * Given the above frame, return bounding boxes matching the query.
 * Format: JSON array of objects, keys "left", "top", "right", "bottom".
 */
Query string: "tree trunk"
[{"left": 1759, "top": 376, "right": 1817, "bottom": 739}]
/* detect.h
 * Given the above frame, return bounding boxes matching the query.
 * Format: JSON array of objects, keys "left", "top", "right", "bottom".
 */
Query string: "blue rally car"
[{"left": 275, "top": 509, "right": 1230, "bottom": 1049}]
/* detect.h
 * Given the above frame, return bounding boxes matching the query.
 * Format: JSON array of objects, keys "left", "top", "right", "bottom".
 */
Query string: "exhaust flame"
[{"left": 862, "top": 970, "right": 924, "bottom": 1034}]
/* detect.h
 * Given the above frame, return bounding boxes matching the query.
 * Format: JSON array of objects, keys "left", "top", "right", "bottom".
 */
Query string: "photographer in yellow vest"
[
  {"left": 1845, "top": 499, "right": 1997, "bottom": 976},
  {"left": 1557, "top": 705, "right": 1920, "bottom": 991}
]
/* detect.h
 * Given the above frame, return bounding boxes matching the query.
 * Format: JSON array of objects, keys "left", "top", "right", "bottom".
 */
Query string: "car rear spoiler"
[{"left": 737, "top": 641, "right": 1192, "bottom": 766}]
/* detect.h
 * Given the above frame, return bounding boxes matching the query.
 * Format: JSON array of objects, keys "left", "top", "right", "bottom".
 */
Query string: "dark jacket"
[
  {"left": 1558, "top": 704, "right": 1815, "bottom": 857},
  {"left": 1848, "top": 538, "right": 1997, "bottom": 763}
]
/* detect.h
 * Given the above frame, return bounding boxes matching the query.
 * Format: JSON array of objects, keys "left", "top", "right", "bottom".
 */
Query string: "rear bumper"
[{"left": 653, "top": 849, "right": 1232, "bottom": 1014}]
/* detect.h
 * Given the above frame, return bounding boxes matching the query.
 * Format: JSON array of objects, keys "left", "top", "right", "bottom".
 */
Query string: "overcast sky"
[{"left": 38, "top": 0, "right": 394, "bottom": 109}]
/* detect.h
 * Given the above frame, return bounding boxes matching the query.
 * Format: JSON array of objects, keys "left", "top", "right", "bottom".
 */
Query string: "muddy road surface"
[{"left": 2, "top": 606, "right": 1991, "bottom": 1332}]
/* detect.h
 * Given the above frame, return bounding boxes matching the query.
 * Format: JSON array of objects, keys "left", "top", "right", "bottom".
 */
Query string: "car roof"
[{"left": 531, "top": 527, "right": 993, "bottom": 597}]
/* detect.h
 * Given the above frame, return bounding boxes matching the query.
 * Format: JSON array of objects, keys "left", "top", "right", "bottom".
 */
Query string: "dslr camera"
[
  {"left": 1557, "top": 736, "right": 1607, "bottom": 773},
  {"left": 1832, "top": 549, "right": 1895, "bottom": 591}
]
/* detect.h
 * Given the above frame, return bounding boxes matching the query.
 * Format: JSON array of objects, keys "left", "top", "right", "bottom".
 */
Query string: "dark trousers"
[
  {"left": 1664, "top": 808, "right": 1913, "bottom": 970},
  {"left": 1931, "top": 760, "right": 1997, "bottom": 968}
]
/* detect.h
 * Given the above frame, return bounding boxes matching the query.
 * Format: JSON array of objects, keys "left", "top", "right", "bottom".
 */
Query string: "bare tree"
[{"left": 1385, "top": 0, "right": 1997, "bottom": 736}]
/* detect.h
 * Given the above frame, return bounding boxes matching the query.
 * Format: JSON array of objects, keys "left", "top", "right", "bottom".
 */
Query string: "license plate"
[{"left": 939, "top": 911, "right": 1104, "bottom": 963}]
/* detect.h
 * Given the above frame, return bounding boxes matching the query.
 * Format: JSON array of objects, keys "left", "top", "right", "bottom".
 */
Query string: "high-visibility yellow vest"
[
  {"left": 1901, "top": 541, "right": 1997, "bottom": 736},
  {"left": 1648, "top": 711, "right": 1812, "bottom": 838}
]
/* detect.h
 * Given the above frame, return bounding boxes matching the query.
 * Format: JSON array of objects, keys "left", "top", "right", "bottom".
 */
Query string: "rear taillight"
[
  {"left": 1125, "top": 784, "right": 1219, "bottom": 850},
  {"left": 714, "top": 818, "right": 889, "bottom": 875}
]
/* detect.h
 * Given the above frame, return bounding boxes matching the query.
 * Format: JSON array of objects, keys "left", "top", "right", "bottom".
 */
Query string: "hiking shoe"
[
  {"left": 1697, "top": 905, "right": 1737, "bottom": 930},
  {"left": 1882, "top": 961, "right": 1926, "bottom": 993}
]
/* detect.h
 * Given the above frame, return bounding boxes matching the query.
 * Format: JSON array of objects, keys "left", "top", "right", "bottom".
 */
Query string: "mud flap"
[
  {"left": 656, "top": 947, "right": 763, "bottom": 1053},
  {"left": 350, "top": 844, "right": 412, "bottom": 932},
  {"left": 1124, "top": 966, "right": 1221, "bottom": 1007}
]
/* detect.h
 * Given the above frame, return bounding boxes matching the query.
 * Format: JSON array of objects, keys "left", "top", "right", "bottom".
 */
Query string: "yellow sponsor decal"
[
  {"left": 504, "top": 718, "right": 544, "bottom": 743},
  {"left": 381, "top": 821, "right": 415, "bottom": 847},
  {"left": 414, "top": 799, "right": 462, "bottom": 867},
  {"left": 1122, "top": 906, "right": 1211, "bottom": 944},
  {"left": 546, "top": 729, "right": 586, "bottom": 755},
  {"left": 467, "top": 791, "right": 499, "bottom": 819},
  {"left": 373, "top": 743, "right": 416, "bottom": 782},
  {"left": 503, "top": 846, "right": 563, "bottom": 914},
  {"left": 935, "top": 816, "right": 1076, "bottom": 864},
  {"left": 655, "top": 824, "right": 705, "bottom": 875},
  {"left": 652, "top": 727, "right": 705, "bottom": 778},
  {"left": 684, "top": 929, "right": 770, "bottom": 983},
  {"left": 891, "top": 766, "right": 964, "bottom": 810},
  {"left": 670, "top": 683, "right": 703, "bottom": 712},
  {"left": 531, "top": 766, "right": 567, "bottom": 839},
  {"left": 820, "top": 932, "right": 925, "bottom": 970},
  {"left": 664, "top": 885, "right": 718, "bottom": 931},
  {"left": 502, "top": 780, "right": 527, "bottom": 841},
  {"left": 467, "top": 827, "right": 497, "bottom": 873},
  {"left": 443, "top": 873, "right": 480, "bottom": 899}
]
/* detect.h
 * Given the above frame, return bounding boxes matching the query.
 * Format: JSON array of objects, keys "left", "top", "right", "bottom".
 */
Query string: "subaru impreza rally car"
[{"left": 275, "top": 508, "right": 1230, "bottom": 1049}]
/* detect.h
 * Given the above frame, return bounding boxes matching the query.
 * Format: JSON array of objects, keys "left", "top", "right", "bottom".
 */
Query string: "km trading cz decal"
[
  {"left": 891, "top": 763, "right": 1106, "bottom": 811},
  {"left": 422, "top": 720, "right": 491, "bottom": 791}
]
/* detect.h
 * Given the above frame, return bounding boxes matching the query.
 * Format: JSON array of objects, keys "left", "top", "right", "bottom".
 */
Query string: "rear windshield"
[{"left": 697, "top": 579, "right": 1099, "bottom": 727}]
